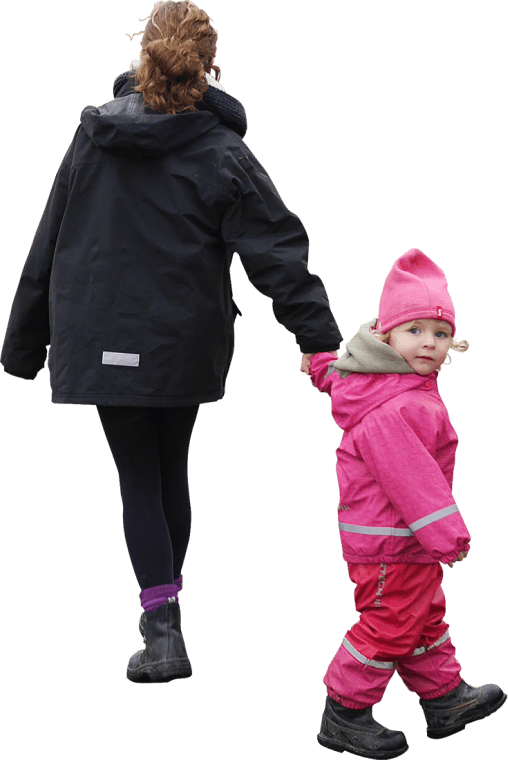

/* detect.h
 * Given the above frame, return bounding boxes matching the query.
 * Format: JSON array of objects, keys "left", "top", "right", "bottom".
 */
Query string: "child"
[{"left": 310, "top": 249, "right": 506, "bottom": 758}]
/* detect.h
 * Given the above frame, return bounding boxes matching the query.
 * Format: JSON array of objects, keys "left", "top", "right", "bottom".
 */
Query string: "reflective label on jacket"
[{"left": 102, "top": 351, "right": 140, "bottom": 367}]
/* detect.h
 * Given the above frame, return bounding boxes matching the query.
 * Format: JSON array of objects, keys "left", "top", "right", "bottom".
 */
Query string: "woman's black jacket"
[{"left": 1, "top": 75, "right": 342, "bottom": 407}]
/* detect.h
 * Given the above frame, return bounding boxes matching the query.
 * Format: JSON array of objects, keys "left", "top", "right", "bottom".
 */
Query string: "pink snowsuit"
[{"left": 310, "top": 322, "right": 471, "bottom": 709}]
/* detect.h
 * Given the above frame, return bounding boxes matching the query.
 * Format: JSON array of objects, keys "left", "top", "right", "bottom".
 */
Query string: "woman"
[{"left": 1, "top": 1, "right": 341, "bottom": 682}]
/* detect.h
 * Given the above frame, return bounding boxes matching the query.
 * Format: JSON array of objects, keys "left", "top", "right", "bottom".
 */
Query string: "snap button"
[{"left": 424, "top": 381, "right": 432, "bottom": 389}]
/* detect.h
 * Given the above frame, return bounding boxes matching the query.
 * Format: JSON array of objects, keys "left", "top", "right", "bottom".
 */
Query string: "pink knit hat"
[{"left": 376, "top": 249, "right": 456, "bottom": 336}]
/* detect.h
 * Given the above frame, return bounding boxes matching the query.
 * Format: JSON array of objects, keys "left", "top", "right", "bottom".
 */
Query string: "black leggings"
[{"left": 97, "top": 405, "right": 199, "bottom": 590}]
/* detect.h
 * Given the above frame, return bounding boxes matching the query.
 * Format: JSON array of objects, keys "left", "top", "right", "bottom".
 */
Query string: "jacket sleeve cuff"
[
  {"left": 409, "top": 507, "right": 471, "bottom": 564},
  {"left": 2, "top": 362, "right": 37, "bottom": 380},
  {"left": 439, "top": 541, "right": 471, "bottom": 565},
  {"left": 300, "top": 343, "right": 342, "bottom": 355},
  {"left": 309, "top": 352, "right": 340, "bottom": 393}
]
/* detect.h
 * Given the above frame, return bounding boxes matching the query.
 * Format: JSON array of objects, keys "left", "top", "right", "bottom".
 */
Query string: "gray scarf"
[{"left": 331, "top": 319, "right": 415, "bottom": 378}]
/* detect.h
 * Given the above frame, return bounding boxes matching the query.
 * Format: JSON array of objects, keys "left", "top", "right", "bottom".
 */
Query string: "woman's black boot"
[
  {"left": 127, "top": 599, "right": 192, "bottom": 683},
  {"left": 420, "top": 679, "right": 506, "bottom": 738},
  {"left": 317, "top": 696, "right": 409, "bottom": 758}
]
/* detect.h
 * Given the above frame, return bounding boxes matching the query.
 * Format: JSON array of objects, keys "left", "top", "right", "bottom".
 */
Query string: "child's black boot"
[
  {"left": 127, "top": 599, "right": 192, "bottom": 683},
  {"left": 317, "top": 696, "right": 409, "bottom": 758},
  {"left": 420, "top": 679, "right": 506, "bottom": 738}
]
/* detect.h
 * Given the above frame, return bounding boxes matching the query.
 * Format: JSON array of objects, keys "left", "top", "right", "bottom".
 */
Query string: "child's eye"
[
  {"left": 436, "top": 331, "right": 449, "bottom": 338},
  {"left": 409, "top": 327, "right": 420, "bottom": 334}
]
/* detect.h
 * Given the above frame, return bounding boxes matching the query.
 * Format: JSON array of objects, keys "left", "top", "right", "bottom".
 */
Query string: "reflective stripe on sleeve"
[
  {"left": 411, "top": 630, "right": 450, "bottom": 657},
  {"left": 342, "top": 637, "right": 396, "bottom": 670},
  {"left": 339, "top": 523, "right": 413, "bottom": 537},
  {"left": 408, "top": 505, "right": 459, "bottom": 533},
  {"left": 339, "top": 504, "right": 459, "bottom": 538}
]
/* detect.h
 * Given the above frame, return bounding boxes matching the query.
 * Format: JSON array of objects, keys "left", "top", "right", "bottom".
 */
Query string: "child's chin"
[{"left": 411, "top": 362, "right": 436, "bottom": 375}]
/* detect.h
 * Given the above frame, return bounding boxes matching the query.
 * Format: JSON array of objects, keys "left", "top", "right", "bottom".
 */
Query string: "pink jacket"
[{"left": 310, "top": 323, "right": 471, "bottom": 566}]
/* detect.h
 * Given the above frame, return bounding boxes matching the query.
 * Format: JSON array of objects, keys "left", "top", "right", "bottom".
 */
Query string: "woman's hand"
[
  {"left": 300, "top": 351, "right": 338, "bottom": 375},
  {"left": 447, "top": 550, "right": 469, "bottom": 568},
  {"left": 300, "top": 353, "right": 314, "bottom": 375}
]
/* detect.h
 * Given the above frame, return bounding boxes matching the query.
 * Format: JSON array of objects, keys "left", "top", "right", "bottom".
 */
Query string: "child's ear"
[{"left": 370, "top": 327, "right": 388, "bottom": 344}]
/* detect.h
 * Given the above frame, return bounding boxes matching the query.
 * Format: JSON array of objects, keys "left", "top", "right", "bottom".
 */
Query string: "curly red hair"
[{"left": 134, "top": 1, "right": 220, "bottom": 114}]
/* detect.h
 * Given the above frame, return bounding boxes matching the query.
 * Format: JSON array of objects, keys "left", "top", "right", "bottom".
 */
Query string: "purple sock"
[{"left": 140, "top": 582, "right": 180, "bottom": 612}]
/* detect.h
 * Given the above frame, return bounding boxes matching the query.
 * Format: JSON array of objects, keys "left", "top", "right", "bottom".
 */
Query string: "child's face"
[{"left": 388, "top": 319, "right": 453, "bottom": 375}]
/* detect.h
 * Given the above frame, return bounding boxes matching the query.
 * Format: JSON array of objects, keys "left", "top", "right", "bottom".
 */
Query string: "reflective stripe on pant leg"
[
  {"left": 342, "top": 637, "right": 397, "bottom": 670},
  {"left": 411, "top": 630, "right": 450, "bottom": 657},
  {"left": 396, "top": 635, "right": 462, "bottom": 698},
  {"left": 324, "top": 638, "right": 396, "bottom": 709}
]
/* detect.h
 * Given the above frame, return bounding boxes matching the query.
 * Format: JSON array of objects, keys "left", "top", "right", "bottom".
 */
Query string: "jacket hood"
[
  {"left": 80, "top": 71, "right": 247, "bottom": 157},
  {"left": 332, "top": 319, "right": 415, "bottom": 378},
  {"left": 80, "top": 92, "right": 221, "bottom": 156},
  {"left": 327, "top": 320, "right": 435, "bottom": 431}
]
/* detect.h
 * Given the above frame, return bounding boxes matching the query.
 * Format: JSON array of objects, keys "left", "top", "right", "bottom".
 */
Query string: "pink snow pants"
[{"left": 324, "top": 563, "right": 462, "bottom": 709}]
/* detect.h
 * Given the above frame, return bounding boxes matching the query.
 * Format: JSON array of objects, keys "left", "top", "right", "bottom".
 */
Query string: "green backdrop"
[{"left": 0, "top": 0, "right": 508, "bottom": 760}]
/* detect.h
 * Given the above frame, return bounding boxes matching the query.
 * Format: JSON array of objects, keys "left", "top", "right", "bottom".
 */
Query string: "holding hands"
[{"left": 301, "top": 351, "right": 338, "bottom": 375}]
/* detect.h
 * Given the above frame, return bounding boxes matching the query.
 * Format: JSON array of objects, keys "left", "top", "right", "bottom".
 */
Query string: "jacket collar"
[
  {"left": 112, "top": 71, "right": 247, "bottom": 138},
  {"left": 332, "top": 319, "right": 416, "bottom": 378}
]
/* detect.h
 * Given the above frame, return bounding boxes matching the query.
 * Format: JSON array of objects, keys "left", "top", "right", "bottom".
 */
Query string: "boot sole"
[
  {"left": 317, "top": 733, "right": 409, "bottom": 759},
  {"left": 427, "top": 691, "right": 507, "bottom": 739},
  {"left": 127, "top": 659, "right": 192, "bottom": 684}
]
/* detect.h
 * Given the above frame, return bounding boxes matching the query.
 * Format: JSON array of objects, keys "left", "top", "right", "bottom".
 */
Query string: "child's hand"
[
  {"left": 447, "top": 550, "right": 469, "bottom": 568},
  {"left": 300, "top": 351, "right": 338, "bottom": 375}
]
